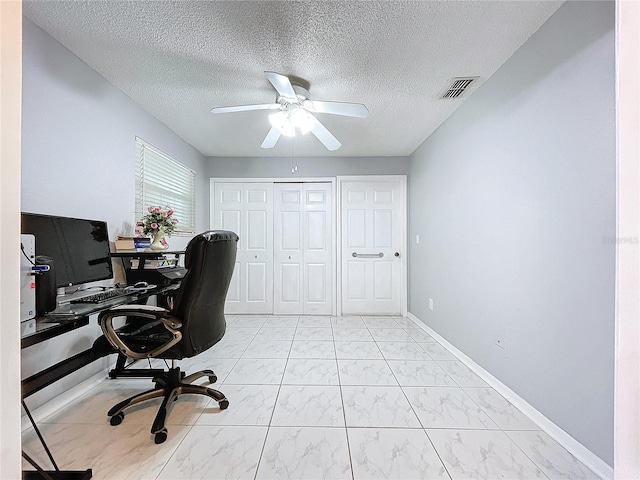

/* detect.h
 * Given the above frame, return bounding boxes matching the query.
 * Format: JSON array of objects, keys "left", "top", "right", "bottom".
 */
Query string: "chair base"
[{"left": 107, "top": 366, "right": 228, "bottom": 444}]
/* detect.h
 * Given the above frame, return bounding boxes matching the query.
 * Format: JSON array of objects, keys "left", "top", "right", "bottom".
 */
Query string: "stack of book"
[{"left": 114, "top": 236, "right": 151, "bottom": 251}]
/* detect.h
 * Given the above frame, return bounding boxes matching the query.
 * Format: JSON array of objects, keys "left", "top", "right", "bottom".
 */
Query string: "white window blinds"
[{"left": 135, "top": 138, "right": 196, "bottom": 235}]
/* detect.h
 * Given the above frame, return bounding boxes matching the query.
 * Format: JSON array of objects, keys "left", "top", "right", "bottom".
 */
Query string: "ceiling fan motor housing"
[{"left": 277, "top": 84, "right": 310, "bottom": 106}]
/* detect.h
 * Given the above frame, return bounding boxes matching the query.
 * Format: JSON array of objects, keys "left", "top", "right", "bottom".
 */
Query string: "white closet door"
[
  {"left": 274, "top": 183, "right": 333, "bottom": 315},
  {"left": 341, "top": 178, "right": 405, "bottom": 315},
  {"left": 274, "top": 185, "right": 303, "bottom": 314},
  {"left": 303, "top": 184, "right": 333, "bottom": 314},
  {"left": 213, "top": 182, "right": 273, "bottom": 314}
]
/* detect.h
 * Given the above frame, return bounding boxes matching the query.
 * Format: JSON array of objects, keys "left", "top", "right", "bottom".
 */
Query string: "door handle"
[
  {"left": 395, "top": 252, "right": 400, "bottom": 257},
  {"left": 352, "top": 252, "right": 384, "bottom": 258}
]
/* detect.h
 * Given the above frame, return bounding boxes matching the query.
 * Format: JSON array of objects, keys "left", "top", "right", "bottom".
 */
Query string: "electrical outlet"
[{"left": 429, "top": 298, "right": 433, "bottom": 310}]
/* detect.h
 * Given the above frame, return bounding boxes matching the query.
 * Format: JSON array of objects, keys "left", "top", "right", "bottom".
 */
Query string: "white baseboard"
[
  {"left": 21, "top": 370, "right": 108, "bottom": 432},
  {"left": 407, "top": 312, "right": 613, "bottom": 480}
]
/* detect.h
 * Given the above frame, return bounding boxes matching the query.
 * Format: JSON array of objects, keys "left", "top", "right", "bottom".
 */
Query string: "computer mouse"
[{"left": 133, "top": 281, "right": 149, "bottom": 288}]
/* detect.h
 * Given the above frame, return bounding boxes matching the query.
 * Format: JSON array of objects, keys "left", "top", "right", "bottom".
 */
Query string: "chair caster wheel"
[
  {"left": 208, "top": 375, "right": 217, "bottom": 384},
  {"left": 110, "top": 412, "right": 124, "bottom": 426},
  {"left": 218, "top": 399, "right": 229, "bottom": 410},
  {"left": 154, "top": 429, "right": 168, "bottom": 444}
]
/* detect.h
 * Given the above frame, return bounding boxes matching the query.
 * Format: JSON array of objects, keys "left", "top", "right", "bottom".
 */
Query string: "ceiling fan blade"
[
  {"left": 210, "top": 104, "right": 280, "bottom": 114},
  {"left": 265, "top": 71, "right": 297, "bottom": 99},
  {"left": 261, "top": 127, "right": 282, "bottom": 149},
  {"left": 304, "top": 100, "right": 368, "bottom": 119},
  {"left": 308, "top": 114, "right": 341, "bottom": 151}
]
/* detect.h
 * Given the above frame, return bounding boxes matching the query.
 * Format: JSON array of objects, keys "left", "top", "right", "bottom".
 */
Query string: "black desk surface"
[
  {"left": 21, "top": 283, "right": 180, "bottom": 349},
  {"left": 44, "top": 286, "right": 173, "bottom": 320}
]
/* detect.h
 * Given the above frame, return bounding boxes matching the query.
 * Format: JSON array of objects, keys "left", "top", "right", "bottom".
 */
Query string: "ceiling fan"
[{"left": 210, "top": 72, "right": 368, "bottom": 151}]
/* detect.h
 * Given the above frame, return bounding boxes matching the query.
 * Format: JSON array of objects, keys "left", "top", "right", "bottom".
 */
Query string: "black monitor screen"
[{"left": 21, "top": 212, "right": 113, "bottom": 288}]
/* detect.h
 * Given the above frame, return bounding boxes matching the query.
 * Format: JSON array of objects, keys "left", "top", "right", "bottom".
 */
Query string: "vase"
[{"left": 150, "top": 231, "right": 167, "bottom": 251}]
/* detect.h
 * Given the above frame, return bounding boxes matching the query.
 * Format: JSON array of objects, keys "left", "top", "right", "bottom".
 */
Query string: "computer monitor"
[{"left": 21, "top": 212, "right": 113, "bottom": 288}]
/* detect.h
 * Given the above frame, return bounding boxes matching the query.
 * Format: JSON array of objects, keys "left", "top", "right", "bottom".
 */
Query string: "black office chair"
[{"left": 95, "top": 230, "right": 238, "bottom": 444}]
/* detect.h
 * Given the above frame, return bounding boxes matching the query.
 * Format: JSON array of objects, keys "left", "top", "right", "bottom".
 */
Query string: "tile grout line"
[
  {"left": 397, "top": 315, "right": 572, "bottom": 479},
  {"left": 251, "top": 316, "right": 299, "bottom": 480},
  {"left": 499, "top": 430, "right": 554, "bottom": 480},
  {"left": 371, "top": 316, "right": 457, "bottom": 480},
  {"left": 354, "top": 316, "right": 458, "bottom": 479},
  {"left": 334, "top": 315, "right": 357, "bottom": 480},
  {"left": 156, "top": 314, "right": 246, "bottom": 480}
]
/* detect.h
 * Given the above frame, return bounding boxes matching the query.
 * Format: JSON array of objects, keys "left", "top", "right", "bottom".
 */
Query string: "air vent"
[{"left": 440, "top": 77, "right": 479, "bottom": 99}]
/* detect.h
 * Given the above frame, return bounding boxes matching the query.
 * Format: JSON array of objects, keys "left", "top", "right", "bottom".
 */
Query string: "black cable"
[{"left": 20, "top": 242, "right": 36, "bottom": 266}]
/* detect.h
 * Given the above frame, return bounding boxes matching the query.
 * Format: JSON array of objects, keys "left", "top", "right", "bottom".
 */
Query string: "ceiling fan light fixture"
[
  {"left": 291, "top": 108, "right": 313, "bottom": 135},
  {"left": 269, "top": 111, "right": 295, "bottom": 137}
]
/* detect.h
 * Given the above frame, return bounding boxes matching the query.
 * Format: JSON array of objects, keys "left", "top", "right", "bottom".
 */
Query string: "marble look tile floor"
[{"left": 22, "top": 315, "right": 600, "bottom": 480}]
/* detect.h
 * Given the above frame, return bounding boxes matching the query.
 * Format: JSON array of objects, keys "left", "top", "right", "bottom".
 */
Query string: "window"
[{"left": 135, "top": 137, "right": 196, "bottom": 235}]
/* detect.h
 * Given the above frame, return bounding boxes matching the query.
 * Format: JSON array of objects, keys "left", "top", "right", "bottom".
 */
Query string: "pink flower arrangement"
[{"left": 136, "top": 206, "right": 178, "bottom": 236}]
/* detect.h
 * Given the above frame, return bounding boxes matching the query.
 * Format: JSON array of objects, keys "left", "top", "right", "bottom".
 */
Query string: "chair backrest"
[{"left": 171, "top": 230, "right": 238, "bottom": 357}]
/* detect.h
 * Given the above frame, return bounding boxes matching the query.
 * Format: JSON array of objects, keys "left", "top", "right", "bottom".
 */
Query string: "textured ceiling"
[{"left": 24, "top": 1, "right": 563, "bottom": 157}]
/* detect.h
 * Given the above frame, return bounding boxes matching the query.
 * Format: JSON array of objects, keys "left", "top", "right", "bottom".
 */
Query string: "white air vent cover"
[{"left": 440, "top": 77, "right": 479, "bottom": 99}]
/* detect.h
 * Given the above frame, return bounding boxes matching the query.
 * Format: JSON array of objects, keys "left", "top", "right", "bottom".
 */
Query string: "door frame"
[
  {"left": 336, "top": 175, "right": 408, "bottom": 317},
  {"left": 210, "top": 177, "right": 337, "bottom": 316}
]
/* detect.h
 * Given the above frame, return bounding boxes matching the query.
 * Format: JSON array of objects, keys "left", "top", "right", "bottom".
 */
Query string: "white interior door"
[
  {"left": 340, "top": 177, "right": 405, "bottom": 315},
  {"left": 274, "top": 183, "right": 333, "bottom": 315},
  {"left": 213, "top": 182, "right": 273, "bottom": 313}
]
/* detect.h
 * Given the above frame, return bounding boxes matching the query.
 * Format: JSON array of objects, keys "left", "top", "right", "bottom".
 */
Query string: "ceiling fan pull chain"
[
  {"left": 291, "top": 137, "right": 295, "bottom": 173},
  {"left": 291, "top": 136, "right": 298, "bottom": 173}
]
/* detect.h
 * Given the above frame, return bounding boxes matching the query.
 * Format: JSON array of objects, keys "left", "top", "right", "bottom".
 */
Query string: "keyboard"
[{"left": 70, "top": 288, "right": 132, "bottom": 304}]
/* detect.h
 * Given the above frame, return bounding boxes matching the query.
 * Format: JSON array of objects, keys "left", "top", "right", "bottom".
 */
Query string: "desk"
[
  {"left": 21, "top": 317, "right": 90, "bottom": 350},
  {"left": 110, "top": 249, "right": 185, "bottom": 268},
  {"left": 111, "top": 250, "right": 185, "bottom": 291},
  {"left": 21, "top": 283, "right": 179, "bottom": 397},
  {"left": 21, "top": 284, "right": 179, "bottom": 479}
]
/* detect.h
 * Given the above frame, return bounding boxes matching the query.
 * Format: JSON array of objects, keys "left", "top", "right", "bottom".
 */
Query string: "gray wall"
[
  {"left": 21, "top": 18, "right": 208, "bottom": 409},
  {"left": 408, "top": 1, "right": 615, "bottom": 465},
  {"left": 204, "top": 156, "right": 410, "bottom": 179}
]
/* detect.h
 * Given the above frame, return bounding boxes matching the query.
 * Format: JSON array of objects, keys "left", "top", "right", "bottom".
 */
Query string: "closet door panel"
[
  {"left": 302, "top": 184, "right": 333, "bottom": 315},
  {"left": 213, "top": 182, "right": 273, "bottom": 313},
  {"left": 274, "top": 184, "right": 304, "bottom": 314}
]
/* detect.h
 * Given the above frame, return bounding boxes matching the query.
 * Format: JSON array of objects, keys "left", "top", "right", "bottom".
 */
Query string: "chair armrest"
[
  {"left": 99, "top": 304, "right": 183, "bottom": 329},
  {"left": 98, "top": 305, "right": 182, "bottom": 359}
]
